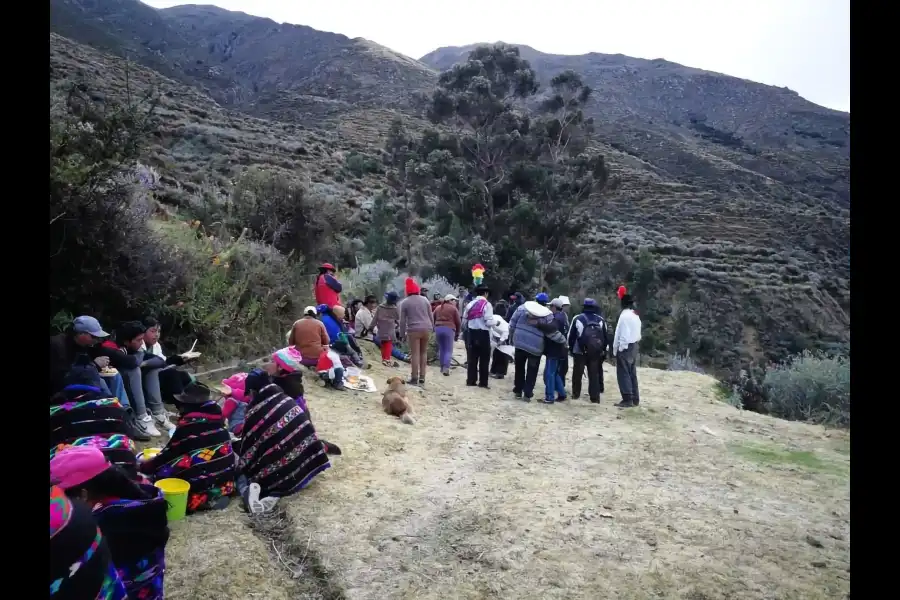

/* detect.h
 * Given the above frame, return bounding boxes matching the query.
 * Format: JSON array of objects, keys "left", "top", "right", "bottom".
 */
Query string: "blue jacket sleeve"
[
  {"left": 325, "top": 274, "right": 343, "bottom": 293},
  {"left": 322, "top": 316, "right": 341, "bottom": 342}
]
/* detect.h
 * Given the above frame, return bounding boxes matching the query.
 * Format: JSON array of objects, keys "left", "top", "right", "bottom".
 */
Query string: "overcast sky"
[{"left": 143, "top": 0, "right": 850, "bottom": 112}]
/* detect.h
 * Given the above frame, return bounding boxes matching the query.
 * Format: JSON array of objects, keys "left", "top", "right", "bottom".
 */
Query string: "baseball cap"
[
  {"left": 50, "top": 446, "right": 110, "bottom": 490},
  {"left": 550, "top": 298, "right": 564, "bottom": 309},
  {"left": 535, "top": 292, "right": 550, "bottom": 304},
  {"left": 72, "top": 316, "right": 109, "bottom": 338},
  {"left": 303, "top": 306, "right": 317, "bottom": 317},
  {"left": 558, "top": 295, "right": 571, "bottom": 306},
  {"left": 583, "top": 297, "right": 599, "bottom": 308}
]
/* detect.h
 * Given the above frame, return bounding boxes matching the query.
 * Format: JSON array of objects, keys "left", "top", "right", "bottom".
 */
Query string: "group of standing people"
[{"left": 312, "top": 262, "right": 644, "bottom": 407}]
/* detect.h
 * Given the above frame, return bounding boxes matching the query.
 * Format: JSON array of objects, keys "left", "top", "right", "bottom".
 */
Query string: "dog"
[{"left": 382, "top": 376, "right": 415, "bottom": 425}]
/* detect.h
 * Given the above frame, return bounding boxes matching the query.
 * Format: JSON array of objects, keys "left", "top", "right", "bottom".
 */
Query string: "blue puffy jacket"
[
  {"left": 509, "top": 305, "right": 558, "bottom": 356},
  {"left": 320, "top": 314, "right": 342, "bottom": 344}
]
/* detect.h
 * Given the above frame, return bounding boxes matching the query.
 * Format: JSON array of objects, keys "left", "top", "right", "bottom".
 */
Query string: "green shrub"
[
  {"left": 344, "top": 152, "right": 381, "bottom": 178},
  {"left": 763, "top": 351, "right": 850, "bottom": 427},
  {"left": 148, "top": 221, "right": 314, "bottom": 361}
]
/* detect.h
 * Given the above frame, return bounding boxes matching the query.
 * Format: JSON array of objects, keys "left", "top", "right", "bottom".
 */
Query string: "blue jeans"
[
  {"left": 101, "top": 373, "right": 130, "bottom": 409},
  {"left": 121, "top": 367, "right": 164, "bottom": 417},
  {"left": 543, "top": 357, "right": 566, "bottom": 401}
]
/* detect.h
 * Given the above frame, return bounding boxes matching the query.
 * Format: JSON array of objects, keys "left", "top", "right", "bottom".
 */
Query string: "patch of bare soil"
[{"left": 282, "top": 342, "right": 849, "bottom": 600}]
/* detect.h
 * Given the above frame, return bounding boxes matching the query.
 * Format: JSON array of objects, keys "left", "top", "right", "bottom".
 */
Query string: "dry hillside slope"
[
  {"left": 164, "top": 343, "right": 850, "bottom": 600},
  {"left": 49, "top": 1, "right": 849, "bottom": 368}
]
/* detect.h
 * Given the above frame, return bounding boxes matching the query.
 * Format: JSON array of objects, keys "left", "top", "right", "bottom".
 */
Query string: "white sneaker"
[
  {"left": 153, "top": 413, "right": 176, "bottom": 435},
  {"left": 138, "top": 414, "right": 162, "bottom": 437}
]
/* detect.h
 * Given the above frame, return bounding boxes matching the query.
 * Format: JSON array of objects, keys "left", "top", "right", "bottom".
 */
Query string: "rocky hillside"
[
  {"left": 49, "top": 0, "right": 850, "bottom": 369},
  {"left": 51, "top": 0, "right": 436, "bottom": 122}
]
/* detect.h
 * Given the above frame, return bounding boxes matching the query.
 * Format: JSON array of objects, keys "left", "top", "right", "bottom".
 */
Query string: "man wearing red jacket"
[{"left": 314, "top": 263, "right": 343, "bottom": 308}]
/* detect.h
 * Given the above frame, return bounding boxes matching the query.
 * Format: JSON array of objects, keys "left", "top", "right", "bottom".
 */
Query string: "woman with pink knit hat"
[{"left": 50, "top": 446, "right": 169, "bottom": 600}]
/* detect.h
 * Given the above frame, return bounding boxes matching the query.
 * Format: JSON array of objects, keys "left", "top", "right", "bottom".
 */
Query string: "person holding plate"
[{"left": 141, "top": 317, "right": 200, "bottom": 406}]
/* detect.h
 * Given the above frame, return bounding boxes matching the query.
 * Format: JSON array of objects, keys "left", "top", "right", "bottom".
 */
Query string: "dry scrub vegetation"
[{"left": 166, "top": 343, "right": 849, "bottom": 600}]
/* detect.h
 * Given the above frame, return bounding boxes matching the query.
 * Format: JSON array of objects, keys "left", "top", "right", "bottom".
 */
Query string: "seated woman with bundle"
[
  {"left": 289, "top": 306, "right": 347, "bottom": 390},
  {"left": 51, "top": 446, "right": 169, "bottom": 600},
  {"left": 234, "top": 368, "right": 336, "bottom": 513},
  {"left": 139, "top": 382, "right": 236, "bottom": 513},
  {"left": 51, "top": 363, "right": 145, "bottom": 477},
  {"left": 319, "top": 304, "right": 366, "bottom": 368}
]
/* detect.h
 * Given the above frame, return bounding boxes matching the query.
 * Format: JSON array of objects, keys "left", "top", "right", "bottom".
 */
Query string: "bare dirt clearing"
[{"left": 167, "top": 342, "right": 849, "bottom": 599}]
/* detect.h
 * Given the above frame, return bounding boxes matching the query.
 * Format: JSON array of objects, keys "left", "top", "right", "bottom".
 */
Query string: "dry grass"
[
  {"left": 160, "top": 341, "right": 848, "bottom": 599},
  {"left": 164, "top": 502, "right": 303, "bottom": 600}
]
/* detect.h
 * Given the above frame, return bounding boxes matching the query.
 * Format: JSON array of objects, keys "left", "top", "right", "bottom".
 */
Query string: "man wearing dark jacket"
[
  {"left": 505, "top": 292, "right": 525, "bottom": 322},
  {"left": 50, "top": 316, "right": 112, "bottom": 396},
  {"left": 567, "top": 298, "right": 608, "bottom": 404},
  {"left": 49, "top": 316, "right": 151, "bottom": 441}
]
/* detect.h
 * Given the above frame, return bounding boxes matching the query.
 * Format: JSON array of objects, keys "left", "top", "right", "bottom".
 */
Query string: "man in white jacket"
[{"left": 612, "top": 294, "right": 642, "bottom": 408}]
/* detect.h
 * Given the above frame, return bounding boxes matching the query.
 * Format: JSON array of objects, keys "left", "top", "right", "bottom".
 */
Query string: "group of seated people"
[
  {"left": 50, "top": 315, "right": 342, "bottom": 599},
  {"left": 50, "top": 315, "right": 195, "bottom": 441}
]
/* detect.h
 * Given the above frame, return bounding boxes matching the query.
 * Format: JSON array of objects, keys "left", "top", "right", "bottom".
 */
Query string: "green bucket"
[{"left": 155, "top": 478, "right": 191, "bottom": 521}]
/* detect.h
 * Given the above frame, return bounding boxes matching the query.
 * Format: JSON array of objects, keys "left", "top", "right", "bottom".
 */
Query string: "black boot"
[
  {"left": 615, "top": 395, "right": 635, "bottom": 409},
  {"left": 321, "top": 439, "right": 342, "bottom": 456}
]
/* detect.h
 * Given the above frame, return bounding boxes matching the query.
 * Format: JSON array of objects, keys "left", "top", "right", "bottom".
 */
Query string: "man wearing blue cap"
[
  {"left": 568, "top": 298, "right": 610, "bottom": 403},
  {"left": 50, "top": 315, "right": 112, "bottom": 395}
]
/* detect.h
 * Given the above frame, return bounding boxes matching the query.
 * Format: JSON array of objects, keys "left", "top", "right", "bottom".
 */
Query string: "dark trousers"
[
  {"left": 616, "top": 343, "right": 640, "bottom": 404},
  {"left": 557, "top": 356, "right": 568, "bottom": 386},
  {"left": 572, "top": 354, "right": 604, "bottom": 402},
  {"left": 159, "top": 368, "right": 193, "bottom": 406},
  {"left": 466, "top": 329, "right": 491, "bottom": 386},
  {"left": 490, "top": 348, "right": 510, "bottom": 377},
  {"left": 513, "top": 349, "right": 541, "bottom": 398}
]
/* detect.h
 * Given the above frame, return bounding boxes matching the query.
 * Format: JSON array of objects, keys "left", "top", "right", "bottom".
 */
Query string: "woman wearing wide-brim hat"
[{"left": 139, "top": 382, "right": 237, "bottom": 513}]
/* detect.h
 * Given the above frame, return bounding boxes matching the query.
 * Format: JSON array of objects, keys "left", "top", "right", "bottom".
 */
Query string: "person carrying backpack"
[{"left": 567, "top": 298, "right": 609, "bottom": 404}]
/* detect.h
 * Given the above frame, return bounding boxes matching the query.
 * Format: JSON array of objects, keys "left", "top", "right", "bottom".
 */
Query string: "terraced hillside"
[{"left": 49, "top": 0, "right": 849, "bottom": 368}]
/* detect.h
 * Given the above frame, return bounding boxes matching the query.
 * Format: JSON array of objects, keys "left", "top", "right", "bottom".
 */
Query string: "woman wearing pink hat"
[{"left": 50, "top": 446, "right": 169, "bottom": 600}]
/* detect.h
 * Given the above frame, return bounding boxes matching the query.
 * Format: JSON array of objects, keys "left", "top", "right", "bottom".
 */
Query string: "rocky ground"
[{"left": 164, "top": 343, "right": 849, "bottom": 600}]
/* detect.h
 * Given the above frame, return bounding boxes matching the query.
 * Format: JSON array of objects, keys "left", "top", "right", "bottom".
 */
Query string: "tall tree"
[
  {"left": 511, "top": 70, "right": 609, "bottom": 288},
  {"left": 427, "top": 44, "right": 538, "bottom": 240}
]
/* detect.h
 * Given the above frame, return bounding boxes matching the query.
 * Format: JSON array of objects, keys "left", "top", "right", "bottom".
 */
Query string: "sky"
[{"left": 143, "top": 0, "right": 850, "bottom": 112}]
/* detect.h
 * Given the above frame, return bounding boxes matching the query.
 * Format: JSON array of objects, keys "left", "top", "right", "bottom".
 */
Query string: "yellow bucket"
[
  {"left": 140, "top": 448, "right": 162, "bottom": 460},
  {"left": 155, "top": 478, "right": 191, "bottom": 522}
]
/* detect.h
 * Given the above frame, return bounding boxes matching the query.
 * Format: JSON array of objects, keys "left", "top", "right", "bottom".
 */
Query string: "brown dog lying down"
[{"left": 382, "top": 376, "right": 415, "bottom": 425}]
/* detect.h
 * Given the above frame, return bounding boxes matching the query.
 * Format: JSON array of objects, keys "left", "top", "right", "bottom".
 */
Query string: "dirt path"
[{"left": 276, "top": 343, "right": 850, "bottom": 600}]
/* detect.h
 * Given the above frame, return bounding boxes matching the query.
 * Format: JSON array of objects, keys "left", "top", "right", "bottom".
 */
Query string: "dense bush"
[
  {"left": 763, "top": 352, "right": 850, "bottom": 427},
  {"left": 50, "top": 85, "right": 185, "bottom": 325},
  {"left": 50, "top": 86, "right": 315, "bottom": 361},
  {"left": 727, "top": 352, "right": 850, "bottom": 428}
]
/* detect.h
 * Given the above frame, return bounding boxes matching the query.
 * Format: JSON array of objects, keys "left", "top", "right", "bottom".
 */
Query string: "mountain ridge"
[{"left": 49, "top": 0, "right": 850, "bottom": 368}]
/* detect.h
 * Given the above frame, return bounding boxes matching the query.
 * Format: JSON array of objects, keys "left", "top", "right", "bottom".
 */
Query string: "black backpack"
[{"left": 580, "top": 316, "right": 609, "bottom": 358}]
